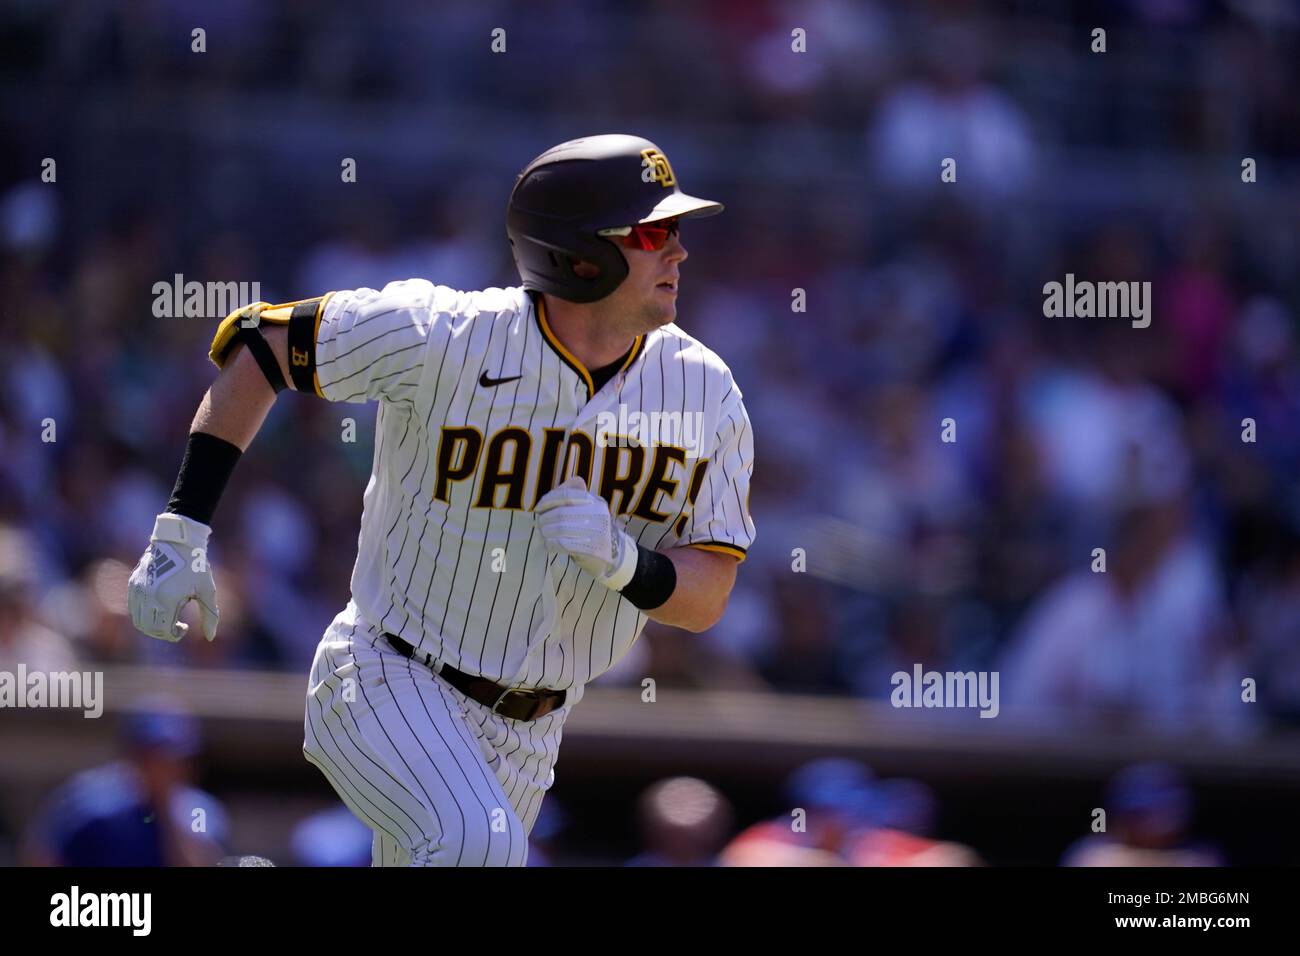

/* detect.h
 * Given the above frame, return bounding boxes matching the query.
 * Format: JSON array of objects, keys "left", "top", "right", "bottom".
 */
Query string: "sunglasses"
[{"left": 597, "top": 217, "right": 681, "bottom": 251}]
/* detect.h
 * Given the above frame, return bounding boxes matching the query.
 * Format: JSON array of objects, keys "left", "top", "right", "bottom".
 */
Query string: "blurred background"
[{"left": 2, "top": 0, "right": 1299, "bottom": 866}]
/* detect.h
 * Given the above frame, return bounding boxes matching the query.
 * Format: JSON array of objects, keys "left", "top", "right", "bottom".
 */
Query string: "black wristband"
[
  {"left": 165, "top": 431, "right": 243, "bottom": 525},
  {"left": 619, "top": 547, "right": 677, "bottom": 610}
]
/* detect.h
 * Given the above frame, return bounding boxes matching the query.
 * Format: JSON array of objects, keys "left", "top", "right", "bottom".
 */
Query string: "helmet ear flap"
[
  {"left": 511, "top": 225, "right": 629, "bottom": 303},
  {"left": 547, "top": 250, "right": 601, "bottom": 280}
]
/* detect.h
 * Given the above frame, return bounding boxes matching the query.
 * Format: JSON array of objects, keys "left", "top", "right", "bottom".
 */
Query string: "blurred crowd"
[
  {"left": 2, "top": 0, "right": 1300, "bottom": 791},
  {"left": 17, "top": 704, "right": 1225, "bottom": 867}
]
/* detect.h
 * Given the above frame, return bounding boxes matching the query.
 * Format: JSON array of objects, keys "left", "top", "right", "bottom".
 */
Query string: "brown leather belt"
[{"left": 383, "top": 632, "right": 566, "bottom": 722}]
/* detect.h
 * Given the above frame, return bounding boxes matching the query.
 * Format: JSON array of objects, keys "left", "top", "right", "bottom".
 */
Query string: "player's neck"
[{"left": 541, "top": 294, "right": 639, "bottom": 371}]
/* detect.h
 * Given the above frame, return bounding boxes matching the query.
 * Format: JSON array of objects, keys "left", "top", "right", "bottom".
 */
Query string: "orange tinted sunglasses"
[{"left": 597, "top": 217, "right": 680, "bottom": 251}]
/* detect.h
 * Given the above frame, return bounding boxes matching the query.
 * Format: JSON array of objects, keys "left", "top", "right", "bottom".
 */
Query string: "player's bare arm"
[
  {"left": 647, "top": 546, "right": 739, "bottom": 633},
  {"left": 191, "top": 324, "right": 293, "bottom": 450},
  {"left": 126, "top": 304, "right": 307, "bottom": 643}
]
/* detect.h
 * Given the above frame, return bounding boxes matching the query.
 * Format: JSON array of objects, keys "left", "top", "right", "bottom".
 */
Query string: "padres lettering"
[{"left": 434, "top": 423, "right": 704, "bottom": 524}]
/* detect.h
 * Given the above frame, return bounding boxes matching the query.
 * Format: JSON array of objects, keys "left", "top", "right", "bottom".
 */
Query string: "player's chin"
[{"left": 645, "top": 295, "right": 677, "bottom": 327}]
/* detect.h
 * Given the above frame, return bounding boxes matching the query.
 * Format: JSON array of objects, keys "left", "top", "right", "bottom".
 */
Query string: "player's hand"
[
  {"left": 127, "top": 512, "right": 220, "bottom": 643},
  {"left": 534, "top": 477, "right": 638, "bottom": 589}
]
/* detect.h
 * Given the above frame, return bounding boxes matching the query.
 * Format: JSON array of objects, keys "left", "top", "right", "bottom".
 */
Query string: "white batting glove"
[
  {"left": 534, "top": 477, "right": 639, "bottom": 590},
  {"left": 127, "top": 513, "right": 220, "bottom": 643}
]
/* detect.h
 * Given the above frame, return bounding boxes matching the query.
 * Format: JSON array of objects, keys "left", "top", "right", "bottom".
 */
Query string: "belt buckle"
[{"left": 491, "top": 686, "right": 540, "bottom": 720}]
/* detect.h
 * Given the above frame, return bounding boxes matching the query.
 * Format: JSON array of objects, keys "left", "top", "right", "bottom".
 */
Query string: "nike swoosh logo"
[{"left": 480, "top": 371, "right": 523, "bottom": 388}]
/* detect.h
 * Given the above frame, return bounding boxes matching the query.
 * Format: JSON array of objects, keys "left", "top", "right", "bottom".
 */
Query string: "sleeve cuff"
[{"left": 682, "top": 542, "right": 748, "bottom": 561}]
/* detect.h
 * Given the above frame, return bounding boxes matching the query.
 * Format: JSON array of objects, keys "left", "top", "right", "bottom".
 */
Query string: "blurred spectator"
[
  {"left": 1158, "top": 216, "right": 1236, "bottom": 403},
  {"left": 526, "top": 798, "right": 570, "bottom": 868},
  {"left": 21, "top": 701, "right": 228, "bottom": 866},
  {"left": 998, "top": 497, "right": 1253, "bottom": 738},
  {"left": 0, "top": 525, "right": 77, "bottom": 674},
  {"left": 719, "top": 759, "right": 873, "bottom": 866},
  {"left": 845, "top": 778, "right": 982, "bottom": 866},
  {"left": 754, "top": 575, "right": 850, "bottom": 693},
  {"left": 626, "top": 777, "right": 733, "bottom": 867},
  {"left": 1062, "top": 763, "right": 1224, "bottom": 867},
  {"left": 1235, "top": 514, "right": 1300, "bottom": 725},
  {"left": 290, "top": 805, "right": 373, "bottom": 867},
  {"left": 295, "top": 192, "right": 494, "bottom": 298},
  {"left": 868, "top": 17, "right": 1037, "bottom": 204}
]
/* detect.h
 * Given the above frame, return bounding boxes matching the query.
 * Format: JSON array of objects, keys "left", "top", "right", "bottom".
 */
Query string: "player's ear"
[{"left": 571, "top": 259, "right": 600, "bottom": 279}]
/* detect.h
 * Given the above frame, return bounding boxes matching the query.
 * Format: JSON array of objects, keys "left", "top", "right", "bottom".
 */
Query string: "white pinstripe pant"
[{"left": 302, "top": 604, "right": 576, "bottom": 866}]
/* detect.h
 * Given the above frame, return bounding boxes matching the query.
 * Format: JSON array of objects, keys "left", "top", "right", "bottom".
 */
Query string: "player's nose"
[{"left": 664, "top": 231, "right": 687, "bottom": 264}]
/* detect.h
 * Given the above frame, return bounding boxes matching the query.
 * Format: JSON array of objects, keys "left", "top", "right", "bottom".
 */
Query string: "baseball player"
[{"left": 127, "top": 134, "right": 756, "bottom": 866}]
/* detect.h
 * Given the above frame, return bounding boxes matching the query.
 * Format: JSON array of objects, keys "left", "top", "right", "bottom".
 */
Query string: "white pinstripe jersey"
[{"left": 306, "top": 279, "right": 755, "bottom": 690}]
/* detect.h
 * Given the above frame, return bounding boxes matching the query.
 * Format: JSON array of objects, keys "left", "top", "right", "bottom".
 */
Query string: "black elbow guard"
[{"left": 208, "top": 296, "right": 331, "bottom": 395}]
